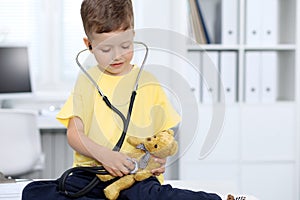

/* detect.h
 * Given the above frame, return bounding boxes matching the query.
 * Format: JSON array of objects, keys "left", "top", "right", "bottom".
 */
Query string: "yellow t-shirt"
[{"left": 56, "top": 65, "right": 181, "bottom": 180}]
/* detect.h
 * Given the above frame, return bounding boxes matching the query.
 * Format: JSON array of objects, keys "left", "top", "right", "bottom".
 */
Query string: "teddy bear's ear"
[
  {"left": 167, "top": 129, "right": 174, "bottom": 136},
  {"left": 127, "top": 136, "right": 144, "bottom": 146}
]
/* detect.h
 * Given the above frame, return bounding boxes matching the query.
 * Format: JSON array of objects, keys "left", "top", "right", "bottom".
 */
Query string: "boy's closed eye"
[
  {"left": 100, "top": 47, "right": 111, "bottom": 53},
  {"left": 121, "top": 41, "right": 132, "bottom": 49},
  {"left": 98, "top": 43, "right": 131, "bottom": 53}
]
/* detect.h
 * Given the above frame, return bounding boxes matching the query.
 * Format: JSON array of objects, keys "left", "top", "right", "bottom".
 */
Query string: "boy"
[{"left": 22, "top": 0, "right": 221, "bottom": 199}]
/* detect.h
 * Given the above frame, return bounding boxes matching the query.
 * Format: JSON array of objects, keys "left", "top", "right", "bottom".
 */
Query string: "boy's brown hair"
[{"left": 81, "top": 0, "right": 134, "bottom": 39}]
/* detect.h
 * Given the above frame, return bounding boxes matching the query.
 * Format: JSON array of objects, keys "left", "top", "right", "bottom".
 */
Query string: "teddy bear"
[
  {"left": 226, "top": 194, "right": 256, "bottom": 200},
  {"left": 227, "top": 194, "right": 235, "bottom": 200},
  {"left": 97, "top": 129, "right": 178, "bottom": 200}
]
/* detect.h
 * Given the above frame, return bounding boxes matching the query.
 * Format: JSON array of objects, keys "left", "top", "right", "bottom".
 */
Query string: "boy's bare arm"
[{"left": 67, "top": 117, "right": 135, "bottom": 177}]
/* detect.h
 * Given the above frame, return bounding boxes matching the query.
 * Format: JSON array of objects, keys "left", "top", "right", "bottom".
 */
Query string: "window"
[
  {"left": 61, "top": 0, "right": 86, "bottom": 81},
  {"left": 0, "top": 0, "right": 41, "bottom": 88},
  {"left": 0, "top": 0, "right": 86, "bottom": 94}
]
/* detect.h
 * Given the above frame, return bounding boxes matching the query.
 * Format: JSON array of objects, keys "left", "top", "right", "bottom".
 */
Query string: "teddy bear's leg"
[
  {"left": 104, "top": 175, "right": 135, "bottom": 200},
  {"left": 134, "top": 171, "right": 152, "bottom": 182}
]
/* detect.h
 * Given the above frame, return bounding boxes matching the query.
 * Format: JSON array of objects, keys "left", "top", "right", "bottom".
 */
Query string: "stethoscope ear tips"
[{"left": 88, "top": 45, "right": 92, "bottom": 50}]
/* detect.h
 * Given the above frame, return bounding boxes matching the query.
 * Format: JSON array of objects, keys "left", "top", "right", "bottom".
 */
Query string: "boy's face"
[{"left": 88, "top": 30, "right": 134, "bottom": 76}]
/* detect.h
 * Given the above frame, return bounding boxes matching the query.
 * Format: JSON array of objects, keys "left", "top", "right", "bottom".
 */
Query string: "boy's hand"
[
  {"left": 67, "top": 117, "right": 135, "bottom": 177},
  {"left": 151, "top": 156, "right": 166, "bottom": 176},
  {"left": 100, "top": 150, "right": 135, "bottom": 177}
]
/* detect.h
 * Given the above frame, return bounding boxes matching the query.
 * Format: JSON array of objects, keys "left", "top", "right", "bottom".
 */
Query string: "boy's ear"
[{"left": 83, "top": 37, "right": 92, "bottom": 51}]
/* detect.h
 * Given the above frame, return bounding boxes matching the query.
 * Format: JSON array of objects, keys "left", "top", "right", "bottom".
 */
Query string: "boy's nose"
[{"left": 112, "top": 47, "right": 123, "bottom": 60}]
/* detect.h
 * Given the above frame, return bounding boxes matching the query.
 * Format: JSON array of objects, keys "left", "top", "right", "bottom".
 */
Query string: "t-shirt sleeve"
[
  {"left": 56, "top": 73, "right": 90, "bottom": 128},
  {"left": 56, "top": 92, "right": 85, "bottom": 128}
]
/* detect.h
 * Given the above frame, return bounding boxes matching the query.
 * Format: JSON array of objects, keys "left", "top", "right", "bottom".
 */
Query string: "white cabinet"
[
  {"left": 241, "top": 164, "right": 296, "bottom": 200},
  {"left": 179, "top": 104, "right": 298, "bottom": 199},
  {"left": 240, "top": 104, "right": 296, "bottom": 162}
]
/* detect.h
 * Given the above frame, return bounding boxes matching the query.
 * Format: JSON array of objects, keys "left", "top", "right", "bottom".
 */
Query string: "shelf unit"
[
  {"left": 186, "top": 45, "right": 296, "bottom": 102},
  {"left": 176, "top": 0, "right": 299, "bottom": 199}
]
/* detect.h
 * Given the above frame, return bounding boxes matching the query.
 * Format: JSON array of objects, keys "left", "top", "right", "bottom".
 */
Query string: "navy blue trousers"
[{"left": 22, "top": 172, "right": 221, "bottom": 200}]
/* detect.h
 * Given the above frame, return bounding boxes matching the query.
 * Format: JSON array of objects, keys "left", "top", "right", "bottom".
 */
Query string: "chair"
[{"left": 0, "top": 109, "right": 44, "bottom": 178}]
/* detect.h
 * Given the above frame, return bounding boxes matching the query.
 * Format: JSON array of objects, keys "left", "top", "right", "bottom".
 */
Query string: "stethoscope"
[
  {"left": 59, "top": 41, "right": 149, "bottom": 198},
  {"left": 75, "top": 41, "right": 148, "bottom": 151}
]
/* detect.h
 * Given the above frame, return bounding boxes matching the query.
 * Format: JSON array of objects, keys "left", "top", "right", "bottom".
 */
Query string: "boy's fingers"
[
  {"left": 119, "top": 165, "right": 130, "bottom": 175},
  {"left": 151, "top": 166, "right": 166, "bottom": 175},
  {"left": 112, "top": 167, "right": 125, "bottom": 177},
  {"left": 153, "top": 157, "right": 166, "bottom": 165},
  {"left": 106, "top": 168, "right": 118, "bottom": 177},
  {"left": 104, "top": 165, "right": 125, "bottom": 177}
]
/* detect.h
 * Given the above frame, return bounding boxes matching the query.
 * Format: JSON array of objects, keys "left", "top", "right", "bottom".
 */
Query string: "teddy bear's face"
[
  {"left": 144, "top": 131, "right": 174, "bottom": 153},
  {"left": 127, "top": 130, "right": 178, "bottom": 157}
]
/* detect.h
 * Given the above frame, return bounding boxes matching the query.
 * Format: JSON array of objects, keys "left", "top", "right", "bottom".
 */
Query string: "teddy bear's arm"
[
  {"left": 133, "top": 159, "right": 160, "bottom": 181},
  {"left": 134, "top": 170, "right": 153, "bottom": 181}
]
